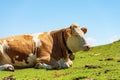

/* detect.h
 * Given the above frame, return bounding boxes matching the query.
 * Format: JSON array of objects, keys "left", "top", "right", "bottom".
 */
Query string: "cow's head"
[{"left": 66, "top": 24, "right": 90, "bottom": 53}]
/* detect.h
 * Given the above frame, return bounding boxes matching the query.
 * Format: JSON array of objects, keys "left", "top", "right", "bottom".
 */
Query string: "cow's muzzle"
[{"left": 83, "top": 45, "right": 90, "bottom": 51}]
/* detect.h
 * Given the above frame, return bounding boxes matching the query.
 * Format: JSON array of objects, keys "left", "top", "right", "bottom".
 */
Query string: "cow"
[{"left": 0, "top": 24, "right": 90, "bottom": 71}]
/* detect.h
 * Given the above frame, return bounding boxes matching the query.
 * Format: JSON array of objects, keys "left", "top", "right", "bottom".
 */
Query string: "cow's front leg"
[
  {"left": 35, "top": 56, "right": 59, "bottom": 69},
  {"left": 57, "top": 54, "right": 73, "bottom": 69},
  {"left": 57, "top": 58, "right": 73, "bottom": 69}
]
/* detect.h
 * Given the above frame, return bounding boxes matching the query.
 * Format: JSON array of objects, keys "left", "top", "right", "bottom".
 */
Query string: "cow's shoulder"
[{"left": 38, "top": 32, "right": 53, "bottom": 43}]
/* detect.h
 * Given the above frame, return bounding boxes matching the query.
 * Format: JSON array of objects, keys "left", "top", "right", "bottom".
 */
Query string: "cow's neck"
[
  {"left": 61, "top": 29, "right": 72, "bottom": 55},
  {"left": 50, "top": 29, "right": 72, "bottom": 60}
]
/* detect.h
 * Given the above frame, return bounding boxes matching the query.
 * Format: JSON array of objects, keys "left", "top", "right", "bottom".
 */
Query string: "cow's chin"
[
  {"left": 70, "top": 45, "right": 90, "bottom": 53},
  {"left": 70, "top": 47, "right": 83, "bottom": 53}
]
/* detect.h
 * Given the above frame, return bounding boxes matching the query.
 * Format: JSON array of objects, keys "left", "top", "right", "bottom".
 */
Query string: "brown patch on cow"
[
  {"left": 65, "top": 27, "right": 72, "bottom": 37},
  {"left": 84, "top": 64, "right": 101, "bottom": 69},
  {"left": 4, "top": 35, "right": 35, "bottom": 64},
  {"left": 38, "top": 32, "right": 53, "bottom": 56},
  {"left": 23, "top": 35, "right": 33, "bottom": 40},
  {"left": 50, "top": 29, "right": 70, "bottom": 60}
]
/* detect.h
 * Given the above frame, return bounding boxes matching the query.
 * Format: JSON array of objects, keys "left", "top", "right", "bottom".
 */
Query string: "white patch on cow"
[
  {"left": 32, "top": 33, "right": 42, "bottom": 48},
  {"left": 2, "top": 40, "right": 9, "bottom": 50},
  {"left": 0, "top": 40, "right": 9, "bottom": 54},
  {"left": 65, "top": 59, "right": 73, "bottom": 67},
  {"left": 35, "top": 63, "right": 52, "bottom": 69},
  {"left": 67, "top": 27, "right": 88, "bottom": 52},
  {"left": 0, "top": 64, "right": 13, "bottom": 70},
  {"left": 13, "top": 53, "right": 36, "bottom": 67},
  {"left": 27, "top": 53, "right": 36, "bottom": 65}
]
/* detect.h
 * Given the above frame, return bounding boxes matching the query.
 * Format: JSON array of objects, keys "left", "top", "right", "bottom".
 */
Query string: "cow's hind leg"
[
  {"left": 0, "top": 64, "right": 14, "bottom": 72},
  {"left": 0, "top": 50, "right": 14, "bottom": 71}
]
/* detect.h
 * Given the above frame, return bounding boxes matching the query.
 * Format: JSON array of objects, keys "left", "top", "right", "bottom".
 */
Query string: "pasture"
[{"left": 0, "top": 40, "right": 120, "bottom": 80}]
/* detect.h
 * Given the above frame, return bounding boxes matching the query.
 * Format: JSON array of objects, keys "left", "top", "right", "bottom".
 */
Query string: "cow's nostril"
[
  {"left": 87, "top": 46, "right": 90, "bottom": 50},
  {"left": 84, "top": 45, "right": 90, "bottom": 51}
]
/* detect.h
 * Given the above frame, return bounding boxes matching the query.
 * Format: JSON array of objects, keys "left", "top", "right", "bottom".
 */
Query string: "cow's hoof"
[
  {"left": 65, "top": 60, "right": 73, "bottom": 67},
  {"left": 6, "top": 66, "right": 15, "bottom": 72}
]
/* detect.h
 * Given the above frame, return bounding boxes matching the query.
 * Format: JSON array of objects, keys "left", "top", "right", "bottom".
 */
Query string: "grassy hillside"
[{"left": 0, "top": 40, "right": 120, "bottom": 80}]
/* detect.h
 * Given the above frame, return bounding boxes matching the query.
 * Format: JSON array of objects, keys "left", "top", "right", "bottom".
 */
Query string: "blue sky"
[{"left": 0, "top": 0, "right": 120, "bottom": 46}]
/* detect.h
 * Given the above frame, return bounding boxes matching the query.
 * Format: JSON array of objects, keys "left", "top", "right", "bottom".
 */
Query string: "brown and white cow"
[{"left": 0, "top": 24, "right": 90, "bottom": 71}]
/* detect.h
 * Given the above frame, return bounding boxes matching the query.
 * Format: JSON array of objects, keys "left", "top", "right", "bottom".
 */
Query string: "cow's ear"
[{"left": 81, "top": 27, "right": 87, "bottom": 34}]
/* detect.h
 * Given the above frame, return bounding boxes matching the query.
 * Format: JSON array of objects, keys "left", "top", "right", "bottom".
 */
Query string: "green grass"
[{"left": 0, "top": 40, "right": 120, "bottom": 80}]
